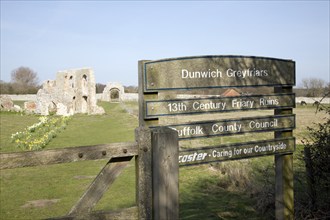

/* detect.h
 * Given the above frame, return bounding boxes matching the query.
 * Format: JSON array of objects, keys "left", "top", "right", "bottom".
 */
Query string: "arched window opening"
[
  {"left": 110, "top": 89, "right": 120, "bottom": 102},
  {"left": 69, "top": 75, "right": 74, "bottom": 88}
]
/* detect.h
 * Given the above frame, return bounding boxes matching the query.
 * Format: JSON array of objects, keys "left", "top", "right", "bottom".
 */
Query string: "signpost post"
[{"left": 137, "top": 55, "right": 295, "bottom": 219}]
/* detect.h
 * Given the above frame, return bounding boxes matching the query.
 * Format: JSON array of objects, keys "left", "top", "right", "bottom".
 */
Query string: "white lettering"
[
  {"left": 226, "top": 68, "right": 269, "bottom": 78},
  {"left": 181, "top": 69, "right": 222, "bottom": 79},
  {"left": 232, "top": 99, "right": 254, "bottom": 109},
  {"left": 173, "top": 126, "right": 204, "bottom": 137},
  {"left": 212, "top": 149, "right": 232, "bottom": 158},
  {"left": 211, "top": 123, "right": 242, "bottom": 133},
  {"left": 179, "top": 152, "right": 207, "bottom": 163},
  {"left": 168, "top": 102, "right": 187, "bottom": 112},
  {"left": 249, "top": 119, "right": 278, "bottom": 129},
  {"left": 260, "top": 98, "right": 279, "bottom": 106},
  {"left": 192, "top": 101, "right": 226, "bottom": 111}
]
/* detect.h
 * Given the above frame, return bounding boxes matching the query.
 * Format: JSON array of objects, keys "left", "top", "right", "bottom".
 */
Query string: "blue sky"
[{"left": 1, "top": 0, "right": 329, "bottom": 86}]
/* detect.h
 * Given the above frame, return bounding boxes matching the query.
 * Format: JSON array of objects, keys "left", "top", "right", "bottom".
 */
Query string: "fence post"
[
  {"left": 274, "top": 86, "right": 294, "bottom": 220},
  {"left": 152, "top": 127, "right": 179, "bottom": 220},
  {"left": 135, "top": 126, "right": 179, "bottom": 220},
  {"left": 135, "top": 127, "right": 153, "bottom": 220}
]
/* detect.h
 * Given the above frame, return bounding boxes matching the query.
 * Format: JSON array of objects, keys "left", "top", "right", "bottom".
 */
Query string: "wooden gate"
[
  {"left": 0, "top": 142, "right": 138, "bottom": 219},
  {"left": 0, "top": 128, "right": 178, "bottom": 220}
]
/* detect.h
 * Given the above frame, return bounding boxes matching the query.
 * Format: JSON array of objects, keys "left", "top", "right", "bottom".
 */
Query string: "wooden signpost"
[
  {"left": 138, "top": 55, "right": 295, "bottom": 220},
  {"left": 143, "top": 56, "right": 295, "bottom": 91}
]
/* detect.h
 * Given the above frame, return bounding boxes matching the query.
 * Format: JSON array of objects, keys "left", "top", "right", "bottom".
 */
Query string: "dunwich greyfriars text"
[{"left": 181, "top": 68, "right": 269, "bottom": 79}]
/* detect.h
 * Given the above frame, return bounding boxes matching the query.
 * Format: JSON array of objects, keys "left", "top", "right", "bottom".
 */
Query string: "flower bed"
[{"left": 11, "top": 116, "right": 71, "bottom": 150}]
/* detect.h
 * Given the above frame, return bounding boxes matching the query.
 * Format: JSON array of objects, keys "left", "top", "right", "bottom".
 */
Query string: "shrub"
[{"left": 301, "top": 101, "right": 330, "bottom": 218}]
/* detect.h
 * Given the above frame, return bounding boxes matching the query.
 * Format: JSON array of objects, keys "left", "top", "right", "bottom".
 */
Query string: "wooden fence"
[{"left": 0, "top": 127, "right": 178, "bottom": 220}]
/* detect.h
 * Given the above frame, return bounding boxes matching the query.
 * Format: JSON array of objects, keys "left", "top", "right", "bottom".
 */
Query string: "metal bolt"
[
  {"left": 102, "top": 151, "right": 107, "bottom": 156},
  {"left": 143, "top": 147, "right": 148, "bottom": 152},
  {"left": 123, "top": 149, "right": 128, "bottom": 154},
  {"left": 78, "top": 153, "right": 83, "bottom": 158}
]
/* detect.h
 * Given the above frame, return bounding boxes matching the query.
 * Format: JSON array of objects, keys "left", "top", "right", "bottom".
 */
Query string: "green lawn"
[
  {"left": 0, "top": 102, "right": 138, "bottom": 219},
  {"left": 0, "top": 102, "right": 326, "bottom": 219}
]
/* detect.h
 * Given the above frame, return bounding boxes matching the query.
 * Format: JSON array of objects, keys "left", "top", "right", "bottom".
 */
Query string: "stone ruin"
[
  {"left": 0, "top": 95, "right": 21, "bottom": 112},
  {"left": 101, "top": 82, "right": 125, "bottom": 102},
  {"left": 36, "top": 68, "right": 105, "bottom": 116}
]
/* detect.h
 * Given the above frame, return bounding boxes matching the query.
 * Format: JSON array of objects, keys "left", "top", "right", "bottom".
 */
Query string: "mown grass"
[
  {"left": 46, "top": 102, "right": 137, "bottom": 149},
  {"left": 0, "top": 102, "right": 137, "bottom": 219},
  {"left": 0, "top": 102, "right": 327, "bottom": 219}
]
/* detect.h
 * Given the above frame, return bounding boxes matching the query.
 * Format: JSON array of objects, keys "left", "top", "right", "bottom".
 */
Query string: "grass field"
[{"left": 0, "top": 101, "right": 328, "bottom": 219}]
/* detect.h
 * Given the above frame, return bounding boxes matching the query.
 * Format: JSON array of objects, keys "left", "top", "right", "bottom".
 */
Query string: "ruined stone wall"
[{"left": 36, "top": 68, "right": 104, "bottom": 116}]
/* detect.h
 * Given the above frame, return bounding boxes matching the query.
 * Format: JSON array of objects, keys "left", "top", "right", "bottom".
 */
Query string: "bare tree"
[
  {"left": 301, "top": 77, "right": 327, "bottom": 97},
  {"left": 0, "top": 80, "right": 14, "bottom": 94},
  {"left": 10, "top": 67, "right": 39, "bottom": 94}
]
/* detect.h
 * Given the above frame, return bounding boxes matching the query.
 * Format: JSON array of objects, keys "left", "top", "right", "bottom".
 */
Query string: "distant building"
[{"left": 221, "top": 88, "right": 241, "bottom": 97}]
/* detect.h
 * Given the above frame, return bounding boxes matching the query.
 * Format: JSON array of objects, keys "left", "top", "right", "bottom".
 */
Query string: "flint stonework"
[{"left": 35, "top": 68, "right": 105, "bottom": 116}]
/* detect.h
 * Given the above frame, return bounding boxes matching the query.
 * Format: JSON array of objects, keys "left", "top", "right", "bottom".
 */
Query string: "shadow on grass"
[{"left": 179, "top": 173, "right": 265, "bottom": 220}]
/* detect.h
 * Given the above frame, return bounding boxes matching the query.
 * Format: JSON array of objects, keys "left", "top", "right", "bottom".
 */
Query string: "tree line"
[{"left": 1, "top": 67, "right": 40, "bottom": 94}]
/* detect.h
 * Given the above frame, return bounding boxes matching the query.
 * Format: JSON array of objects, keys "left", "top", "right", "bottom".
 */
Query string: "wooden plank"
[
  {"left": 145, "top": 93, "right": 295, "bottom": 118},
  {"left": 152, "top": 127, "right": 179, "bottom": 220},
  {"left": 135, "top": 127, "right": 152, "bottom": 220},
  {"left": 179, "top": 137, "right": 295, "bottom": 166},
  {"left": 68, "top": 156, "right": 133, "bottom": 216},
  {"left": 158, "top": 114, "right": 295, "bottom": 140},
  {"left": 139, "top": 60, "right": 159, "bottom": 127},
  {"left": 144, "top": 56, "right": 295, "bottom": 91},
  {"left": 0, "top": 142, "right": 138, "bottom": 169},
  {"left": 47, "top": 206, "right": 137, "bottom": 220},
  {"left": 274, "top": 86, "right": 294, "bottom": 220}
]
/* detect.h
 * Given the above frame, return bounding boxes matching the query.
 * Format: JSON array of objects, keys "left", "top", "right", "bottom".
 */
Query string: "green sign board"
[
  {"left": 162, "top": 115, "right": 295, "bottom": 139},
  {"left": 179, "top": 137, "right": 295, "bottom": 166},
  {"left": 145, "top": 94, "right": 295, "bottom": 118},
  {"left": 144, "top": 56, "right": 295, "bottom": 92}
]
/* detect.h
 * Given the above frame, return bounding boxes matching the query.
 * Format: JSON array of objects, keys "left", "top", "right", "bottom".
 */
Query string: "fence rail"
[
  {"left": 0, "top": 142, "right": 139, "bottom": 219},
  {"left": 0, "top": 142, "right": 138, "bottom": 169}
]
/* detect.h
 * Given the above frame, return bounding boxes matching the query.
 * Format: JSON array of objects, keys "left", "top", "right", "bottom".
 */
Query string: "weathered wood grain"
[
  {"left": 274, "top": 86, "right": 294, "bottom": 220},
  {"left": 138, "top": 60, "right": 159, "bottom": 127},
  {"left": 144, "top": 56, "right": 295, "bottom": 91},
  {"left": 0, "top": 142, "right": 138, "bottom": 169},
  {"left": 135, "top": 127, "right": 152, "bottom": 220},
  {"left": 68, "top": 156, "right": 133, "bottom": 216},
  {"left": 152, "top": 127, "right": 179, "bottom": 220}
]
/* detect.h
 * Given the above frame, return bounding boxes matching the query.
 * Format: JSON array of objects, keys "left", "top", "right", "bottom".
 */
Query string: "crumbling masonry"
[{"left": 36, "top": 68, "right": 105, "bottom": 116}]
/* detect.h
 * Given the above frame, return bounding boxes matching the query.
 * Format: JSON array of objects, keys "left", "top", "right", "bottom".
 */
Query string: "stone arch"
[
  {"left": 82, "top": 74, "right": 88, "bottom": 87},
  {"left": 102, "top": 82, "right": 124, "bottom": 102},
  {"left": 110, "top": 88, "right": 120, "bottom": 102},
  {"left": 69, "top": 75, "right": 74, "bottom": 88},
  {"left": 82, "top": 96, "right": 88, "bottom": 112}
]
